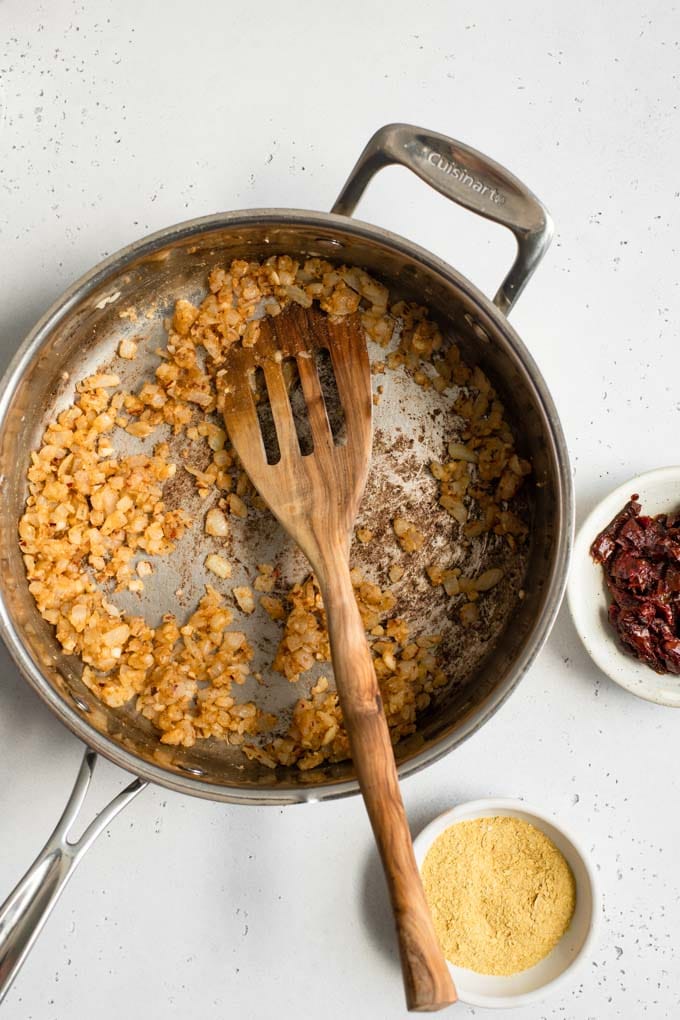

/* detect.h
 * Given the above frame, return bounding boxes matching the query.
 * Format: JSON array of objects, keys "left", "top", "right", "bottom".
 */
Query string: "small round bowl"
[
  {"left": 413, "top": 799, "right": 598, "bottom": 1009},
  {"left": 569, "top": 466, "right": 680, "bottom": 707}
]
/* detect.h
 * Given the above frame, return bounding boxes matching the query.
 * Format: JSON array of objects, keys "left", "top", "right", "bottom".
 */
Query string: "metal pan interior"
[{"left": 0, "top": 213, "right": 570, "bottom": 802}]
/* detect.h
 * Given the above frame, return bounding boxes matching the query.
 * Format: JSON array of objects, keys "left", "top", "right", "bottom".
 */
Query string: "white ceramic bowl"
[
  {"left": 568, "top": 466, "right": 680, "bottom": 707},
  {"left": 413, "top": 799, "right": 598, "bottom": 1009}
]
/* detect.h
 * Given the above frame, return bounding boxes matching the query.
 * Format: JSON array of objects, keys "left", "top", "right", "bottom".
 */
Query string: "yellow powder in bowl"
[{"left": 421, "top": 816, "right": 576, "bottom": 976}]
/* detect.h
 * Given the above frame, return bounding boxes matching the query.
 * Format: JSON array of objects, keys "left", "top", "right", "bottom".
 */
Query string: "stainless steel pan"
[{"left": 0, "top": 124, "right": 572, "bottom": 1001}]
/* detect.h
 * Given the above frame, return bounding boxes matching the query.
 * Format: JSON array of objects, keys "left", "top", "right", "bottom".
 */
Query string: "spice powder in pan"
[{"left": 421, "top": 816, "right": 576, "bottom": 976}]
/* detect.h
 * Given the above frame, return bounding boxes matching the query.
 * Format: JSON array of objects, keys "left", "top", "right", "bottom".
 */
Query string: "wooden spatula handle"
[{"left": 320, "top": 563, "right": 457, "bottom": 1013}]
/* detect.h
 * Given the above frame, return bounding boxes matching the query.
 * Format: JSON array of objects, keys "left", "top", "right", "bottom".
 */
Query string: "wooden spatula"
[{"left": 219, "top": 304, "right": 456, "bottom": 1012}]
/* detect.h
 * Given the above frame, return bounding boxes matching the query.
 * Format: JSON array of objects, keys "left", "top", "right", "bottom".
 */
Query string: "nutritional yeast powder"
[{"left": 421, "top": 816, "right": 576, "bottom": 975}]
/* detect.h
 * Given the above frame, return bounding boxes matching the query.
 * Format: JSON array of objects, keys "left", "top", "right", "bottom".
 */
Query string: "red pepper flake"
[{"left": 591, "top": 494, "right": 680, "bottom": 674}]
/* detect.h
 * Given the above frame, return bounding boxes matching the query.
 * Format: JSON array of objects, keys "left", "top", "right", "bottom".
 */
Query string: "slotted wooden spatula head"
[{"left": 219, "top": 304, "right": 373, "bottom": 568}]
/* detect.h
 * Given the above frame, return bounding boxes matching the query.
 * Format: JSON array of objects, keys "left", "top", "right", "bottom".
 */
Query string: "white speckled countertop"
[{"left": 1, "top": 2, "right": 679, "bottom": 1018}]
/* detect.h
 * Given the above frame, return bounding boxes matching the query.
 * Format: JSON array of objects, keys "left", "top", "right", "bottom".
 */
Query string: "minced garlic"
[{"left": 19, "top": 253, "right": 531, "bottom": 765}]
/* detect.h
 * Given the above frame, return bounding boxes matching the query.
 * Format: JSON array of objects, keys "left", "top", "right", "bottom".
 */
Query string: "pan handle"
[
  {"left": 0, "top": 748, "right": 146, "bottom": 1005},
  {"left": 332, "top": 123, "right": 553, "bottom": 315}
]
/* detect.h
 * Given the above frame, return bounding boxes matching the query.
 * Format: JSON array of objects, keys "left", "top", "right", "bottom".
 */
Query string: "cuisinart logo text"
[{"left": 425, "top": 149, "right": 505, "bottom": 205}]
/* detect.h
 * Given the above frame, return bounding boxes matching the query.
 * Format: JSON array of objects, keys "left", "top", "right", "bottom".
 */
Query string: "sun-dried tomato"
[{"left": 591, "top": 495, "right": 680, "bottom": 674}]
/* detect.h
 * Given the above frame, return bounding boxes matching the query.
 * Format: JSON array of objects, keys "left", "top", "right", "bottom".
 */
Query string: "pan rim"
[{"left": 0, "top": 206, "right": 573, "bottom": 804}]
